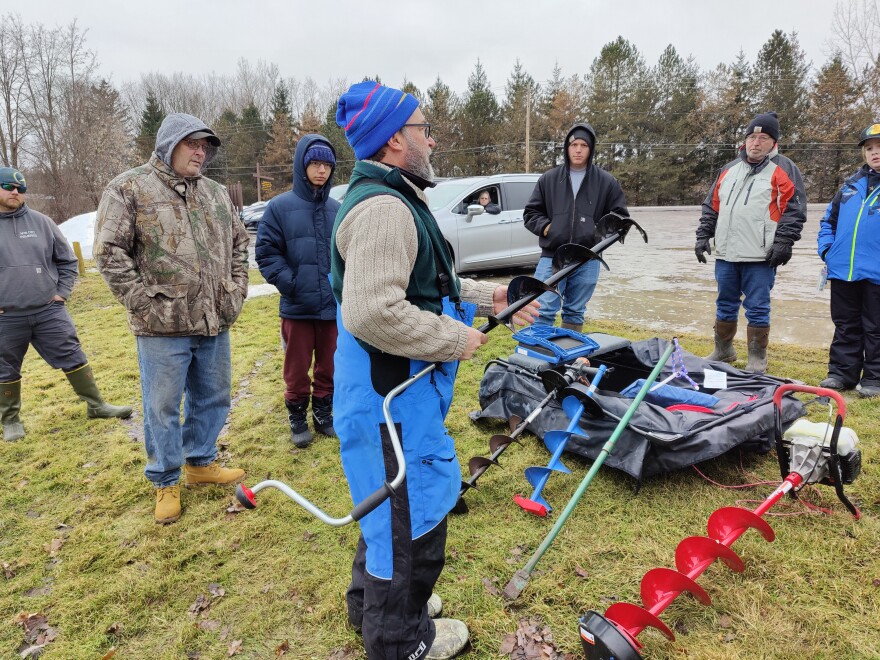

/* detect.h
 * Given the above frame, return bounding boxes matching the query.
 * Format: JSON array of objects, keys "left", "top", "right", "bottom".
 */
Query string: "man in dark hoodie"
[
  {"left": 255, "top": 135, "right": 340, "bottom": 448},
  {"left": 94, "top": 113, "right": 249, "bottom": 524},
  {"left": 524, "top": 123, "right": 628, "bottom": 332},
  {"left": 0, "top": 166, "right": 132, "bottom": 442}
]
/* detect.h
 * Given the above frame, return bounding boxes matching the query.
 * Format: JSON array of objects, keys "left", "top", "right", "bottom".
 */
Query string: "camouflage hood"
[{"left": 154, "top": 113, "right": 220, "bottom": 171}]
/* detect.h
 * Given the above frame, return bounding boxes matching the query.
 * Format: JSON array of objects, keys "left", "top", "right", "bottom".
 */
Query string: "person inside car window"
[{"left": 477, "top": 190, "right": 501, "bottom": 215}]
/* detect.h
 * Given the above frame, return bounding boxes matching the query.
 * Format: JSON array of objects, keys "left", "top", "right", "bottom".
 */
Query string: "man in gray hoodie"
[
  {"left": 95, "top": 113, "right": 249, "bottom": 524},
  {"left": 0, "top": 166, "right": 132, "bottom": 442}
]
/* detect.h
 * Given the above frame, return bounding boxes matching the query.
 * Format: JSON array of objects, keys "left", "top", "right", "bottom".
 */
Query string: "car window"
[
  {"left": 425, "top": 181, "right": 476, "bottom": 212},
  {"left": 502, "top": 181, "right": 537, "bottom": 212}
]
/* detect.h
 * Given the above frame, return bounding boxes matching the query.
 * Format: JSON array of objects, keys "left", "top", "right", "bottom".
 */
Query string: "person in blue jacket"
[
  {"left": 817, "top": 123, "right": 880, "bottom": 397},
  {"left": 255, "top": 135, "right": 341, "bottom": 446}
]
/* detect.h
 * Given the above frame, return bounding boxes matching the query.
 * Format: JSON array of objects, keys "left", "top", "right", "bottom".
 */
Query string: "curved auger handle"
[{"left": 232, "top": 363, "right": 436, "bottom": 527}]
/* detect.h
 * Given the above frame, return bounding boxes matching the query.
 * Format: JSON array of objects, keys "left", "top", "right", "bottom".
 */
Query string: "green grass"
[{"left": 1, "top": 268, "right": 878, "bottom": 659}]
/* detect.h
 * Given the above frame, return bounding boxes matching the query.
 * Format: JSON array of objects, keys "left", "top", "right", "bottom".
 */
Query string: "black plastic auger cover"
[{"left": 578, "top": 611, "right": 642, "bottom": 660}]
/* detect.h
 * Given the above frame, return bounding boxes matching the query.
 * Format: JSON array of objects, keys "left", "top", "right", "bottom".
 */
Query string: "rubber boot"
[
  {"left": 64, "top": 364, "right": 133, "bottom": 419},
  {"left": 745, "top": 325, "right": 770, "bottom": 373},
  {"left": 0, "top": 380, "right": 26, "bottom": 442},
  {"left": 285, "top": 399, "right": 313, "bottom": 448},
  {"left": 426, "top": 618, "right": 470, "bottom": 659},
  {"left": 154, "top": 485, "right": 181, "bottom": 524},
  {"left": 560, "top": 321, "right": 583, "bottom": 333},
  {"left": 311, "top": 394, "right": 336, "bottom": 437},
  {"left": 706, "top": 319, "right": 738, "bottom": 363},
  {"left": 184, "top": 461, "right": 245, "bottom": 486}
]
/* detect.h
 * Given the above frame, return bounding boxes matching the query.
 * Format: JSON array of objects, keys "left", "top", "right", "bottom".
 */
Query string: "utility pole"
[
  {"left": 525, "top": 89, "right": 531, "bottom": 173},
  {"left": 253, "top": 163, "right": 274, "bottom": 202}
]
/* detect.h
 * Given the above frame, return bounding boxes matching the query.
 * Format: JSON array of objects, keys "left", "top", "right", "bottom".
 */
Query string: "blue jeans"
[
  {"left": 136, "top": 332, "right": 232, "bottom": 487},
  {"left": 714, "top": 260, "right": 776, "bottom": 326},
  {"left": 533, "top": 256, "right": 601, "bottom": 326}
]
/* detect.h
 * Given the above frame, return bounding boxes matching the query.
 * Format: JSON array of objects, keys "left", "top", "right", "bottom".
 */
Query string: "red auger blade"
[
  {"left": 641, "top": 567, "right": 711, "bottom": 609},
  {"left": 675, "top": 536, "right": 745, "bottom": 575},
  {"left": 604, "top": 602, "right": 675, "bottom": 641},
  {"left": 707, "top": 506, "right": 775, "bottom": 544}
]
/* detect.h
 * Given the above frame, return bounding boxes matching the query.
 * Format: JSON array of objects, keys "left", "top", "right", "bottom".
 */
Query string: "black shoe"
[
  {"left": 819, "top": 376, "right": 850, "bottom": 391},
  {"left": 284, "top": 399, "right": 312, "bottom": 448},
  {"left": 311, "top": 394, "right": 336, "bottom": 437},
  {"left": 858, "top": 381, "right": 880, "bottom": 398}
]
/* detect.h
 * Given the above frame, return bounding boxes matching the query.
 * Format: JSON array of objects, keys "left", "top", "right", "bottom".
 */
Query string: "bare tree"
[
  {"left": 0, "top": 15, "right": 27, "bottom": 167},
  {"left": 831, "top": 0, "right": 880, "bottom": 74}
]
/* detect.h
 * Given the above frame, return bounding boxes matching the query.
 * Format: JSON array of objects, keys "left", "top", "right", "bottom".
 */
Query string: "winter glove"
[
  {"left": 695, "top": 237, "right": 712, "bottom": 264},
  {"left": 542, "top": 223, "right": 551, "bottom": 237},
  {"left": 766, "top": 241, "right": 793, "bottom": 267}
]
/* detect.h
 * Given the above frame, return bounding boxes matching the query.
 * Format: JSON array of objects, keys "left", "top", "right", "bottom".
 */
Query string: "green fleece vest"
[{"left": 330, "top": 161, "right": 461, "bottom": 353}]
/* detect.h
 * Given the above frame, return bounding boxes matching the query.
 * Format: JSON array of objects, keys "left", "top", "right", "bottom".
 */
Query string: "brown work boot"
[
  {"left": 706, "top": 319, "right": 738, "bottom": 363},
  {"left": 154, "top": 485, "right": 181, "bottom": 524},
  {"left": 426, "top": 618, "right": 469, "bottom": 659},
  {"left": 745, "top": 325, "right": 770, "bottom": 373},
  {"left": 184, "top": 462, "right": 244, "bottom": 487}
]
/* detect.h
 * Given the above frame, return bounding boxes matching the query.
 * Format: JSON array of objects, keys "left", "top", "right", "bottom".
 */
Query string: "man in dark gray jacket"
[
  {"left": 0, "top": 166, "right": 131, "bottom": 442},
  {"left": 524, "top": 123, "right": 628, "bottom": 332}
]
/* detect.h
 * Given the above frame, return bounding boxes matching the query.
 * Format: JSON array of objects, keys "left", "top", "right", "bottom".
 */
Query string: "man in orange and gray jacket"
[{"left": 695, "top": 111, "right": 806, "bottom": 373}]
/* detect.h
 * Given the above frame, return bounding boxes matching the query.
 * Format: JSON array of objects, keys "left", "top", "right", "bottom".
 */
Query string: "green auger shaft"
[{"left": 503, "top": 340, "right": 676, "bottom": 601}]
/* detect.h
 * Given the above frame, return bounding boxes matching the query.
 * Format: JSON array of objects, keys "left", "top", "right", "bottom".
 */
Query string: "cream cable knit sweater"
[{"left": 335, "top": 170, "right": 496, "bottom": 362}]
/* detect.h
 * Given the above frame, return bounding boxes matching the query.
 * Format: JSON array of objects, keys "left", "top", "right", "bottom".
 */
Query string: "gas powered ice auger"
[
  {"left": 235, "top": 213, "right": 644, "bottom": 527},
  {"left": 514, "top": 365, "right": 607, "bottom": 517},
  {"left": 577, "top": 383, "right": 862, "bottom": 660}
]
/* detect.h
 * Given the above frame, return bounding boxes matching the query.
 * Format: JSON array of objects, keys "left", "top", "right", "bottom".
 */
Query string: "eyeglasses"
[
  {"left": 182, "top": 137, "right": 211, "bottom": 152},
  {"left": 0, "top": 182, "right": 25, "bottom": 193},
  {"left": 307, "top": 161, "right": 333, "bottom": 170},
  {"left": 402, "top": 123, "right": 432, "bottom": 139}
]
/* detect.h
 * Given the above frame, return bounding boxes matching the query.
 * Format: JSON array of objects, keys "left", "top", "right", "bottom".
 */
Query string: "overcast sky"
[{"left": 14, "top": 0, "right": 840, "bottom": 95}]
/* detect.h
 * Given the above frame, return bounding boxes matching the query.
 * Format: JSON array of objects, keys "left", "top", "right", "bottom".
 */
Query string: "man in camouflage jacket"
[{"left": 95, "top": 113, "right": 249, "bottom": 524}]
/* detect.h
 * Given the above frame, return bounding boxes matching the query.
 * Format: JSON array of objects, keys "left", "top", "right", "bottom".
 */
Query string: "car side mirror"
[{"left": 465, "top": 204, "right": 485, "bottom": 223}]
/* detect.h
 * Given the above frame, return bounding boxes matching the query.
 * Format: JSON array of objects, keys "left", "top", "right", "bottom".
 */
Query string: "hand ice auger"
[
  {"left": 577, "top": 384, "right": 862, "bottom": 660},
  {"left": 514, "top": 364, "right": 607, "bottom": 517},
  {"left": 234, "top": 214, "right": 644, "bottom": 528},
  {"left": 453, "top": 359, "right": 604, "bottom": 514},
  {"left": 453, "top": 213, "right": 647, "bottom": 514},
  {"left": 503, "top": 341, "right": 675, "bottom": 601}
]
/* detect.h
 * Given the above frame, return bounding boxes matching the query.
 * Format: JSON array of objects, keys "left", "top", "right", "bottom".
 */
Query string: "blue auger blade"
[
  {"left": 561, "top": 396, "right": 593, "bottom": 435},
  {"left": 542, "top": 431, "right": 573, "bottom": 474}
]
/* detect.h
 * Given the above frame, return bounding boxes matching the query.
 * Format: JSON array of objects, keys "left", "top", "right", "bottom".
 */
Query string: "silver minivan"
[{"left": 425, "top": 174, "right": 541, "bottom": 274}]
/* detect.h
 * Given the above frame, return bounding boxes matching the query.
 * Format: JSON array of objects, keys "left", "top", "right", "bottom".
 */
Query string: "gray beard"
[{"left": 403, "top": 133, "right": 435, "bottom": 182}]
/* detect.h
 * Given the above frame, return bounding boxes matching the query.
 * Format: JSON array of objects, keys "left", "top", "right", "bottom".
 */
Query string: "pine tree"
[
  {"left": 137, "top": 91, "right": 165, "bottom": 161},
  {"left": 585, "top": 37, "right": 651, "bottom": 201},
  {"left": 261, "top": 84, "right": 297, "bottom": 198},
  {"left": 456, "top": 59, "right": 501, "bottom": 175},
  {"left": 499, "top": 60, "right": 540, "bottom": 172},
  {"left": 649, "top": 46, "right": 702, "bottom": 204},
  {"left": 423, "top": 77, "right": 459, "bottom": 176},
  {"left": 751, "top": 30, "right": 811, "bottom": 141},
  {"left": 800, "top": 55, "right": 871, "bottom": 201},
  {"left": 536, "top": 63, "right": 587, "bottom": 171}
]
